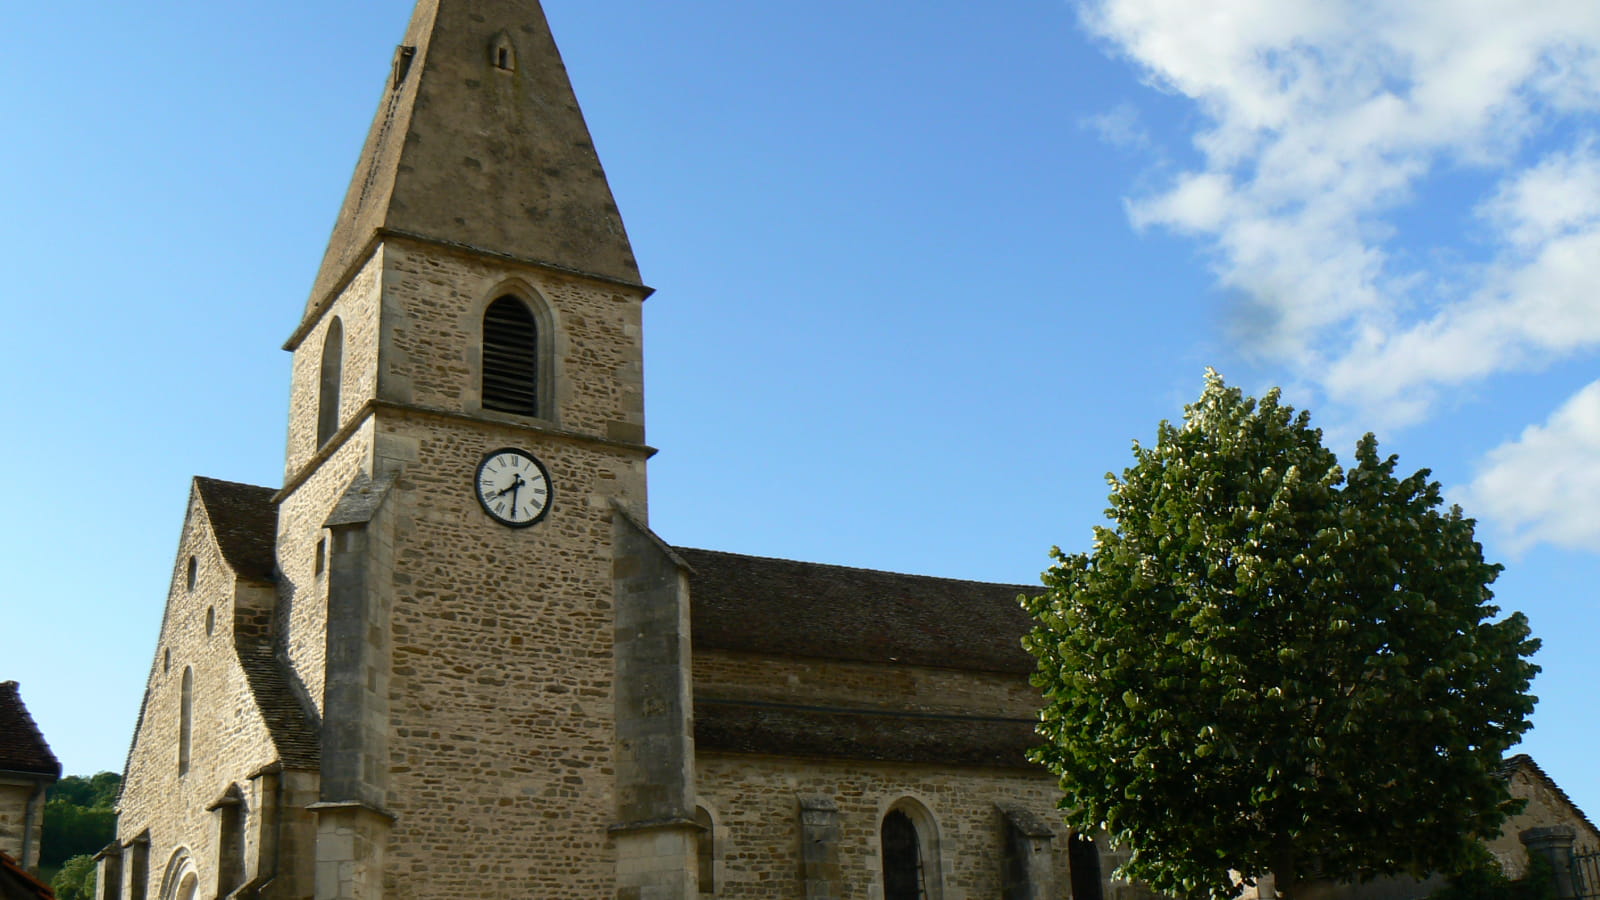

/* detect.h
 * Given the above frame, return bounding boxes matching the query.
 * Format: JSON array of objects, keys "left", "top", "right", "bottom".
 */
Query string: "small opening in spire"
[
  {"left": 490, "top": 33, "right": 517, "bottom": 72},
  {"left": 392, "top": 45, "right": 416, "bottom": 88}
]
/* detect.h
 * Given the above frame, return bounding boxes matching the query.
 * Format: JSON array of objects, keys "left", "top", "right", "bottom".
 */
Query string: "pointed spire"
[{"left": 304, "top": 0, "right": 640, "bottom": 321}]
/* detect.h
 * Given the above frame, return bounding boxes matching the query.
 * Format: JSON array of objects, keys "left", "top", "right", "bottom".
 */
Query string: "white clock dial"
[{"left": 474, "top": 448, "right": 553, "bottom": 527}]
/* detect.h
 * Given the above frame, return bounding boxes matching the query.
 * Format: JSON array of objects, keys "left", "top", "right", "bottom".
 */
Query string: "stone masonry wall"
[
  {"left": 373, "top": 412, "right": 647, "bottom": 898},
  {"left": 278, "top": 417, "right": 377, "bottom": 716},
  {"left": 0, "top": 780, "right": 41, "bottom": 866},
  {"left": 280, "top": 238, "right": 655, "bottom": 897},
  {"left": 695, "top": 755, "right": 1156, "bottom": 900},
  {"left": 285, "top": 253, "right": 383, "bottom": 479},
  {"left": 378, "top": 237, "right": 648, "bottom": 449},
  {"left": 117, "top": 494, "right": 288, "bottom": 899}
]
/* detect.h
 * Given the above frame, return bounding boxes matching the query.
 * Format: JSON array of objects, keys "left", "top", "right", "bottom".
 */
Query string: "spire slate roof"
[
  {"left": 0, "top": 682, "right": 60, "bottom": 779},
  {"left": 304, "top": 0, "right": 640, "bottom": 325}
]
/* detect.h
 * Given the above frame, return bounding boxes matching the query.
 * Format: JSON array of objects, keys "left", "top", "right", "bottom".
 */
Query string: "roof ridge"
[{"left": 673, "top": 546, "right": 1037, "bottom": 592}]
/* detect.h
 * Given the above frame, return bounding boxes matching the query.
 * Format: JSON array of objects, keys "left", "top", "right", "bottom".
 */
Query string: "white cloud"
[
  {"left": 1083, "top": 0, "right": 1600, "bottom": 414},
  {"left": 1083, "top": 0, "right": 1600, "bottom": 548},
  {"left": 1459, "top": 380, "right": 1600, "bottom": 553},
  {"left": 1083, "top": 103, "right": 1154, "bottom": 152}
]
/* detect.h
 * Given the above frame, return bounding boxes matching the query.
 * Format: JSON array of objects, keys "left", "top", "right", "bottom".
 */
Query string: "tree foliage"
[
  {"left": 1021, "top": 371, "right": 1540, "bottom": 900},
  {"left": 41, "top": 772, "right": 121, "bottom": 869},
  {"left": 50, "top": 855, "right": 97, "bottom": 900}
]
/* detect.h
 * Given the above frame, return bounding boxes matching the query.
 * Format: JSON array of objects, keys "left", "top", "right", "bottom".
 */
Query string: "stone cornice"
[
  {"left": 283, "top": 229, "right": 654, "bottom": 352},
  {"left": 274, "top": 398, "right": 655, "bottom": 502}
]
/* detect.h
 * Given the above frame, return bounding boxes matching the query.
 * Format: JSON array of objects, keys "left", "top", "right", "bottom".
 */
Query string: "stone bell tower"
[{"left": 271, "top": 0, "right": 694, "bottom": 896}]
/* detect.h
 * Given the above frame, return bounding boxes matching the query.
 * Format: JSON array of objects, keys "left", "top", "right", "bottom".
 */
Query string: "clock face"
[{"left": 474, "top": 448, "right": 553, "bottom": 527}]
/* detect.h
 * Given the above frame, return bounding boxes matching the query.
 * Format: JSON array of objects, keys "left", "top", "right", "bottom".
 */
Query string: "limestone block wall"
[
  {"left": 278, "top": 418, "right": 377, "bottom": 715},
  {"left": 117, "top": 496, "right": 291, "bottom": 899},
  {"left": 695, "top": 755, "right": 1156, "bottom": 900},
  {"left": 285, "top": 254, "right": 383, "bottom": 478},
  {"left": 379, "top": 239, "right": 648, "bottom": 444},
  {"left": 0, "top": 780, "right": 43, "bottom": 866},
  {"left": 371, "top": 413, "right": 647, "bottom": 899},
  {"left": 692, "top": 652, "right": 1038, "bottom": 718}
]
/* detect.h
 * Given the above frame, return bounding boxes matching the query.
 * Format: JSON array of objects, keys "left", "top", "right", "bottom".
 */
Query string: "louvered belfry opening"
[{"left": 482, "top": 295, "right": 539, "bottom": 415}]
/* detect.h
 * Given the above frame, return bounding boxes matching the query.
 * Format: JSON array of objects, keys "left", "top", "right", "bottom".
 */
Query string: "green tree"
[
  {"left": 1021, "top": 371, "right": 1540, "bottom": 900},
  {"left": 41, "top": 773, "right": 121, "bottom": 870},
  {"left": 50, "top": 855, "right": 97, "bottom": 900},
  {"left": 46, "top": 772, "right": 120, "bottom": 810}
]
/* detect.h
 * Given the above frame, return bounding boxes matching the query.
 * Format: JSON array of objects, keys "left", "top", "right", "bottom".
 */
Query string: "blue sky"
[{"left": 4, "top": 0, "right": 1598, "bottom": 822}]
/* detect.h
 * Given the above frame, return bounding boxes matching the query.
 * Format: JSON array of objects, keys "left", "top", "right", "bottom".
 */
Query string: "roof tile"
[{"left": 0, "top": 682, "right": 60, "bottom": 778}]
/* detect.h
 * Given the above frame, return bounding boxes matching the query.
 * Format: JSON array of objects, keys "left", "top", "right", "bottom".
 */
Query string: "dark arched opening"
[
  {"left": 316, "top": 317, "right": 344, "bottom": 446},
  {"left": 1069, "top": 833, "right": 1103, "bottom": 900},
  {"left": 882, "top": 809, "right": 926, "bottom": 900}
]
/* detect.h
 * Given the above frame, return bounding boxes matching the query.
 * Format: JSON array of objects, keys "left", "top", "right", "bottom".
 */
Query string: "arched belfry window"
[
  {"left": 316, "top": 317, "right": 344, "bottom": 447},
  {"left": 882, "top": 809, "right": 927, "bottom": 900},
  {"left": 482, "top": 295, "right": 540, "bottom": 416},
  {"left": 178, "top": 667, "right": 194, "bottom": 776}
]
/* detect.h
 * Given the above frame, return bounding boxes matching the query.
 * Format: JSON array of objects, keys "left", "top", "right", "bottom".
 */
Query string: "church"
[{"left": 102, "top": 1, "right": 1138, "bottom": 898}]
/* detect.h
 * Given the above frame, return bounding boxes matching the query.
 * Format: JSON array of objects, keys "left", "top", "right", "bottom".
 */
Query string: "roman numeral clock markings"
[{"left": 473, "top": 447, "right": 554, "bottom": 528}]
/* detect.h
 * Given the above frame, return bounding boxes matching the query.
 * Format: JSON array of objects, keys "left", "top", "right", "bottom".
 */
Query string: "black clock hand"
[
  {"left": 496, "top": 474, "right": 526, "bottom": 497},
  {"left": 507, "top": 478, "right": 521, "bottom": 513}
]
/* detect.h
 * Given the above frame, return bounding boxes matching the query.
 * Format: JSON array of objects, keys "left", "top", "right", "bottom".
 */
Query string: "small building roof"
[
  {"left": 235, "top": 645, "right": 321, "bottom": 771},
  {"left": 193, "top": 477, "right": 278, "bottom": 583},
  {"left": 0, "top": 682, "right": 60, "bottom": 779},
  {"left": 0, "top": 850, "right": 56, "bottom": 899},
  {"left": 1503, "top": 754, "right": 1599, "bottom": 840}
]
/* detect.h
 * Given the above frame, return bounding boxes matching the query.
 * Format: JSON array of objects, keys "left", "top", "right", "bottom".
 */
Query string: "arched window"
[
  {"left": 178, "top": 667, "right": 193, "bottom": 776},
  {"left": 694, "top": 806, "right": 716, "bottom": 895},
  {"left": 1068, "top": 832, "right": 1104, "bottom": 900},
  {"left": 481, "top": 295, "right": 540, "bottom": 416},
  {"left": 157, "top": 848, "right": 197, "bottom": 900},
  {"left": 882, "top": 809, "right": 926, "bottom": 900},
  {"left": 317, "top": 317, "right": 344, "bottom": 447}
]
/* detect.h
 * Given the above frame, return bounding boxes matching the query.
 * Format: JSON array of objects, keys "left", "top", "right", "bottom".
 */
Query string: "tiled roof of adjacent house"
[
  {"left": 0, "top": 682, "right": 60, "bottom": 778},
  {"left": 694, "top": 699, "right": 1038, "bottom": 769},
  {"left": 676, "top": 547, "right": 1039, "bottom": 675},
  {"left": 0, "top": 850, "right": 56, "bottom": 899},
  {"left": 194, "top": 477, "right": 278, "bottom": 583}
]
